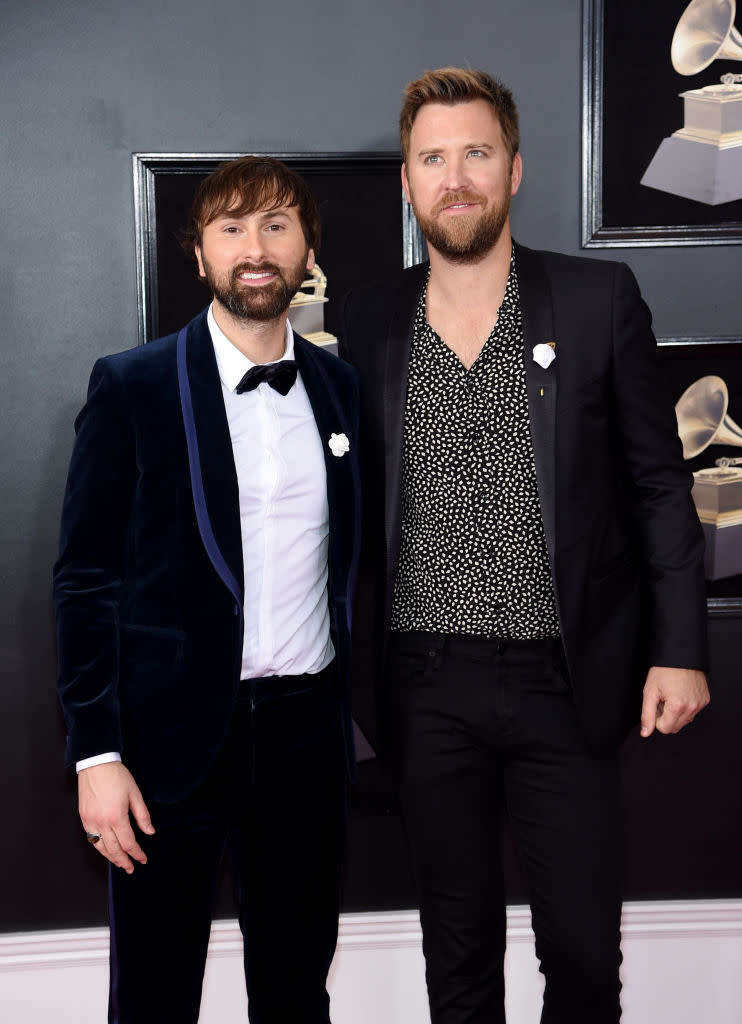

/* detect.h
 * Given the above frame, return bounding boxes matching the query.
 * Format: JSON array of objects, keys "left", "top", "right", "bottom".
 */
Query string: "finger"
[
  {"left": 640, "top": 691, "right": 660, "bottom": 738},
  {"left": 112, "top": 818, "right": 148, "bottom": 866},
  {"left": 99, "top": 827, "right": 137, "bottom": 873},
  {"left": 129, "top": 788, "right": 155, "bottom": 837},
  {"left": 654, "top": 701, "right": 691, "bottom": 735},
  {"left": 82, "top": 823, "right": 134, "bottom": 872}
]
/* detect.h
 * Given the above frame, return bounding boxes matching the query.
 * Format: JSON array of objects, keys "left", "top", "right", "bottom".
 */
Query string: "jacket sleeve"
[
  {"left": 53, "top": 358, "right": 137, "bottom": 765},
  {"left": 610, "top": 262, "right": 708, "bottom": 671}
]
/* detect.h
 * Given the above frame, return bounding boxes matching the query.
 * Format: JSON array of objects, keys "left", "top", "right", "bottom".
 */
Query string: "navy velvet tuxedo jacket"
[
  {"left": 54, "top": 309, "right": 361, "bottom": 803},
  {"left": 339, "top": 243, "right": 707, "bottom": 753}
]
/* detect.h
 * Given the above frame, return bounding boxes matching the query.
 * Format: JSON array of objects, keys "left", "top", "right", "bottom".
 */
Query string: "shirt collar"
[{"left": 207, "top": 304, "right": 296, "bottom": 393}]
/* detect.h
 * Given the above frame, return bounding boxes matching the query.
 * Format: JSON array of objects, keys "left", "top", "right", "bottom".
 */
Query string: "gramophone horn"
[
  {"left": 675, "top": 375, "right": 742, "bottom": 459},
  {"left": 671, "top": 0, "right": 742, "bottom": 75}
]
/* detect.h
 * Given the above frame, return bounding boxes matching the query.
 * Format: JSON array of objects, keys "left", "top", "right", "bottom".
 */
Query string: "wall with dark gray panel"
[{"left": 1, "top": 0, "right": 739, "bottom": 932}]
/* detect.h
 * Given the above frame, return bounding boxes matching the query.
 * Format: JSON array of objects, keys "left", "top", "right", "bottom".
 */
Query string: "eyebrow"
[
  {"left": 257, "top": 208, "right": 292, "bottom": 220},
  {"left": 213, "top": 207, "right": 293, "bottom": 223}
]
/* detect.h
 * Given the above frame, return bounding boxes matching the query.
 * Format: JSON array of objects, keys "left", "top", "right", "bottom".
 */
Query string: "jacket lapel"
[
  {"left": 515, "top": 242, "right": 557, "bottom": 566},
  {"left": 383, "top": 263, "right": 428, "bottom": 577},
  {"left": 180, "top": 310, "right": 244, "bottom": 606},
  {"left": 294, "top": 335, "right": 360, "bottom": 624}
]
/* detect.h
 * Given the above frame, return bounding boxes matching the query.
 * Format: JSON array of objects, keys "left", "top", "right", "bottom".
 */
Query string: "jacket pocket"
[{"left": 119, "top": 624, "right": 186, "bottom": 683}]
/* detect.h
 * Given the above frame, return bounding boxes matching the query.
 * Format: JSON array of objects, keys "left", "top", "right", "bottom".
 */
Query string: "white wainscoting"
[{"left": 1, "top": 902, "right": 740, "bottom": 1023}]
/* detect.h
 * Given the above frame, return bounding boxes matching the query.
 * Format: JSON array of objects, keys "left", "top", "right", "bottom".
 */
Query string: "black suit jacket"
[
  {"left": 54, "top": 308, "right": 361, "bottom": 802},
  {"left": 339, "top": 243, "right": 707, "bottom": 753}
]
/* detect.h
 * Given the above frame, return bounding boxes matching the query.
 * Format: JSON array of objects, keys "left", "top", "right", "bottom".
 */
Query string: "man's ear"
[
  {"left": 401, "top": 163, "right": 411, "bottom": 204},
  {"left": 510, "top": 152, "right": 523, "bottom": 197},
  {"left": 306, "top": 247, "right": 316, "bottom": 272},
  {"left": 195, "top": 245, "right": 206, "bottom": 278}
]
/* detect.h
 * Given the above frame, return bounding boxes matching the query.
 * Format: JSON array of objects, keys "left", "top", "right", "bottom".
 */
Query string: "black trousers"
[
  {"left": 108, "top": 663, "right": 347, "bottom": 1024},
  {"left": 386, "top": 631, "right": 623, "bottom": 1024}
]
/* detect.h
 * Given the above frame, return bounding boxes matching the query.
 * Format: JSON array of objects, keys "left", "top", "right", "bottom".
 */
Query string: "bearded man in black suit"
[{"left": 339, "top": 67, "right": 709, "bottom": 1024}]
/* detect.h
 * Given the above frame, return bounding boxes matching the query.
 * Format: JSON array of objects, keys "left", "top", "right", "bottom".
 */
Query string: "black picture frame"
[
  {"left": 132, "top": 152, "right": 426, "bottom": 347},
  {"left": 659, "top": 340, "right": 742, "bottom": 615},
  {"left": 582, "top": 0, "right": 742, "bottom": 247}
]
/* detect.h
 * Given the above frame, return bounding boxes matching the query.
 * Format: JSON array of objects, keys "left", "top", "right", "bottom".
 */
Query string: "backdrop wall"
[{"left": 1, "top": 0, "right": 740, "bottom": 935}]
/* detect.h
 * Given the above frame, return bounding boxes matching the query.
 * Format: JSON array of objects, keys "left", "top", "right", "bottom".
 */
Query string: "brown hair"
[
  {"left": 399, "top": 67, "right": 519, "bottom": 164},
  {"left": 182, "top": 156, "right": 320, "bottom": 259}
]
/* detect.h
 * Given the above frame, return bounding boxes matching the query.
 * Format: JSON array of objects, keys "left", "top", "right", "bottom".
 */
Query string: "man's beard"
[
  {"left": 411, "top": 185, "right": 511, "bottom": 265},
  {"left": 202, "top": 255, "right": 308, "bottom": 322}
]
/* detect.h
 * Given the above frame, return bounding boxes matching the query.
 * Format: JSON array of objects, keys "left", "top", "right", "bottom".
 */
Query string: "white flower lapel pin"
[
  {"left": 532, "top": 342, "right": 556, "bottom": 369},
  {"left": 328, "top": 432, "right": 350, "bottom": 458}
]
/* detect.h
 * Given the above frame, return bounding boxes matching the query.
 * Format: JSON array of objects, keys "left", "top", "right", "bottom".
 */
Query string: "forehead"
[
  {"left": 409, "top": 99, "right": 504, "bottom": 150},
  {"left": 211, "top": 200, "right": 301, "bottom": 223}
]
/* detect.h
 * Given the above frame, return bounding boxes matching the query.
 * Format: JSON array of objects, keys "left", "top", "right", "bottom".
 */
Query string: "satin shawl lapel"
[
  {"left": 383, "top": 263, "right": 428, "bottom": 576},
  {"left": 294, "top": 335, "right": 360, "bottom": 627},
  {"left": 515, "top": 242, "right": 557, "bottom": 565},
  {"left": 178, "top": 311, "right": 243, "bottom": 607}
]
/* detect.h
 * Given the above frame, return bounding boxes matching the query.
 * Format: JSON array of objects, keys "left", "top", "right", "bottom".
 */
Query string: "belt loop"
[{"left": 424, "top": 634, "right": 445, "bottom": 676}]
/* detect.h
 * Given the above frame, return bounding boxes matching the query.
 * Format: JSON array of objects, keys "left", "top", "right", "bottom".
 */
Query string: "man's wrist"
[{"left": 76, "top": 752, "right": 122, "bottom": 773}]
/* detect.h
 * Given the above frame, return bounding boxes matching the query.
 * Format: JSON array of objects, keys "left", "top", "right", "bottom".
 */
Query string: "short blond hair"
[{"left": 399, "top": 67, "right": 519, "bottom": 164}]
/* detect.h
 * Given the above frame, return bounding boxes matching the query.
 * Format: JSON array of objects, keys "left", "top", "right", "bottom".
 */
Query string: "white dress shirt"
[{"left": 77, "top": 307, "right": 333, "bottom": 772}]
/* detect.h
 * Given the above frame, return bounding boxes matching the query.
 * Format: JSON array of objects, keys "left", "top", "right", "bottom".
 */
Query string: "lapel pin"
[
  {"left": 533, "top": 342, "right": 556, "bottom": 369},
  {"left": 328, "top": 432, "right": 350, "bottom": 458}
]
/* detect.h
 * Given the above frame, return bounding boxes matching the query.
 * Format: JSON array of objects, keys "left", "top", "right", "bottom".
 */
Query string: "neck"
[
  {"left": 211, "top": 301, "right": 288, "bottom": 363},
  {"left": 427, "top": 225, "right": 513, "bottom": 314}
]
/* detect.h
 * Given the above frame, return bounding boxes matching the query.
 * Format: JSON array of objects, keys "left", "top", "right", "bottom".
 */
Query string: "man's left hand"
[{"left": 640, "top": 666, "right": 710, "bottom": 738}]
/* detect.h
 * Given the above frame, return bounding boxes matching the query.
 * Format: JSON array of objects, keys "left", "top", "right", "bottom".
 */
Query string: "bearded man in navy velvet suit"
[{"left": 54, "top": 157, "right": 360, "bottom": 1024}]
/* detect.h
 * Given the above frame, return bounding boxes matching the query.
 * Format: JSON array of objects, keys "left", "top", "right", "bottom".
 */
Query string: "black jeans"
[
  {"left": 108, "top": 663, "right": 347, "bottom": 1024},
  {"left": 386, "top": 631, "right": 623, "bottom": 1024}
]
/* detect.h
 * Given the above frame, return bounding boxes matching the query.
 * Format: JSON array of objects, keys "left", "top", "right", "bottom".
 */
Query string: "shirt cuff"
[{"left": 76, "top": 752, "right": 122, "bottom": 773}]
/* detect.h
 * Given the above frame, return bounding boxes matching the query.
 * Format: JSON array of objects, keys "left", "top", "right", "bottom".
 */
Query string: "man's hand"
[
  {"left": 78, "top": 762, "right": 155, "bottom": 873},
  {"left": 640, "top": 666, "right": 710, "bottom": 738}
]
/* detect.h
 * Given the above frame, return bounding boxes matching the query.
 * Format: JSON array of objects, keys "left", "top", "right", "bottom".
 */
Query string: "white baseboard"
[{"left": 1, "top": 901, "right": 741, "bottom": 1023}]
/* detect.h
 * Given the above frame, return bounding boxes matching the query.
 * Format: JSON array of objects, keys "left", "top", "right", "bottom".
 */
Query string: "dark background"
[
  {"left": 602, "top": 0, "right": 742, "bottom": 230},
  {"left": 1, "top": 0, "right": 740, "bottom": 934}
]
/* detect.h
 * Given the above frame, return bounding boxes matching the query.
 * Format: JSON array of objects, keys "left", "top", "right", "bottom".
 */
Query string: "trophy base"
[
  {"left": 302, "top": 330, "right": 338, "bottom": 348},
  {"left": 700, "top": 517, "right": 742, "bottom": 581},
  {"left": 641, "top": 134, "right": 742, "bottom": 205}
]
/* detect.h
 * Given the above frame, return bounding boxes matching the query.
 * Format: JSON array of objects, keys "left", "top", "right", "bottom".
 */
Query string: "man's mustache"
[{"left": 431, "top": 191, "right": 486, "bottom": 216}]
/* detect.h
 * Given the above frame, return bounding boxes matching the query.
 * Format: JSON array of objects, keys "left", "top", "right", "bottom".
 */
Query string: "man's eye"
[
  {"left": 468, "top": 150, "right": 484, "bottom": 158},
  {"left": 265, "top": 223, "right": 285, "bottom": 232},
  {"left": 424, "top": 154, "right": 441, "bottom": 165}
]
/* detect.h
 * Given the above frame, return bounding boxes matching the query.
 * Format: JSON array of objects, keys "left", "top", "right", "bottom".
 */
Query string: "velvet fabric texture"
[{"left": 54, "top": 308, "right": 361, "bottom": 803}]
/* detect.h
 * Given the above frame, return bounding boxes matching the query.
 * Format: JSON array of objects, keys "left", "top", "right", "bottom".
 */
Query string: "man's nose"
[
  {"left": 440, "top": 156, "right": 470, "bottom": 192},
  {"left": 238, "top": 227, "right": 271, "bottom": 262}
]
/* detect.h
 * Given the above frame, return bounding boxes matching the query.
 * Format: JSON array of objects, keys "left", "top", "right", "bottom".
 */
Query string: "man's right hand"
[{"left": 78, "top": 762, "right": 155, "bottom": 873}]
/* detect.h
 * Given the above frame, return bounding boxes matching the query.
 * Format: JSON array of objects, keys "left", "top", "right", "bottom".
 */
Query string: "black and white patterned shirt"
[{"left": 391, "top": 255, "right": 559, "bottom": 639}]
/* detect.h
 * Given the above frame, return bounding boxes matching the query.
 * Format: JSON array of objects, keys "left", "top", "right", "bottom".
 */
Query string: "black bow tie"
[{"left": 235, "top": 360, "right": 298, "bottom": 397}]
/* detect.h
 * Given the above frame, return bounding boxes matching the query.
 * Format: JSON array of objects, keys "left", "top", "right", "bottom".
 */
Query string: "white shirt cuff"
[{"left": 76, "top": 752, "right": 122, "bottom": 773}]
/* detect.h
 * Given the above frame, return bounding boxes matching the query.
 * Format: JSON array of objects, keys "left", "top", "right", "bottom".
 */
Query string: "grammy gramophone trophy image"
[
  {"left": 642, "top": 0, "right": 742, "bottom": 204},
  {"left": 288, "top": 265, "right": 337, "bottom": 347},
  {"left": 676, "top": 375, "right": 742, "bottom": 579}
]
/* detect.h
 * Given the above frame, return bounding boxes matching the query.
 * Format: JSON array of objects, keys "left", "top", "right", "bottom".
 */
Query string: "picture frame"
[
  {"left": 582, "top": 0, "right": 742, "bottom": 247},
  {"left": 659, "top": 340, "right": 742, "bottom": 615},
  {"left": 132, "top": 151, "right": 426, "bottom": 348}
]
